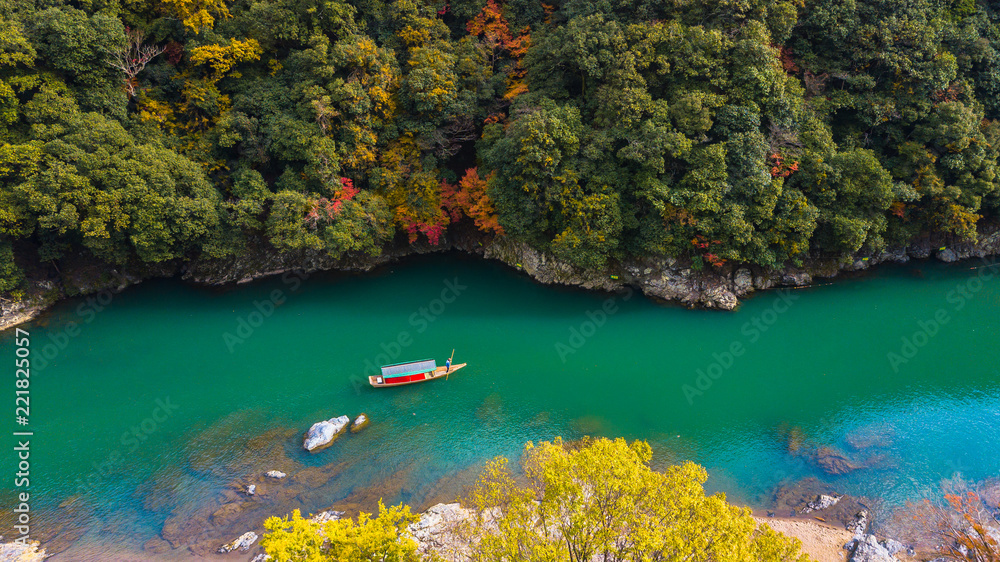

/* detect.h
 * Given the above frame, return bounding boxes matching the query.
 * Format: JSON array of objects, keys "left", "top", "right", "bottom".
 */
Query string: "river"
[{"left": 0, "top": 254, "right": 998, "bottom": 559}]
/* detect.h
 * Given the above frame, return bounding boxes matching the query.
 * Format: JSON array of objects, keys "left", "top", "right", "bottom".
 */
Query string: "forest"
[{"left": 2, "top": 0, "right": 999, "bottom": 292}]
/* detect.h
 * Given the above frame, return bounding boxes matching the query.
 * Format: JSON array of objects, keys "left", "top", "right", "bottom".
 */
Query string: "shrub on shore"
[{"left": 259, "top": 437, "right": 812, "bottom": 561}]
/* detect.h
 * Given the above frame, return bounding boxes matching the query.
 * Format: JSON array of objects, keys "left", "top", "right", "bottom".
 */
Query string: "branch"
[{"left": 107, "top": 28, "right": 165, "bottom": 97}]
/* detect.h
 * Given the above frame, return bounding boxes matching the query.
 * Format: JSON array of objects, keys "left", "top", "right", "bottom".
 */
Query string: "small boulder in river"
[
  {"left": 246, "top": 484, "right": 256, "bottom": 496},
  {"left": 265, "top": 470, "right": 286, "bottom": 479},
  {"left": 847, "top": 509, "right": 869, "bottom": 535},
  {"left": 351, "top": 413, "right": 370, "bottom": 433},
  {"left": 218, "top": 531, "right": 258, "bottom": 553},
  {"left": 303, "top": 415, "right": 350, "bottom": 452},
  {"left": 801, "top": 493, "right": 840, "bottom": 513}
]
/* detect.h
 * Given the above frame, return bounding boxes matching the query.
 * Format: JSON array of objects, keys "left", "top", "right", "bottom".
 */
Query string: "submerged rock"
[
  {"left": 303, "top": 415, "right": 350, "bottom": 452},
  {"left": 265, "top": 470, "right": 286, "bottom": 479},
  {"left": 845, "top": 425, "right": 895, "bottom": 451},
  {"left": 211, "top": 501, "right": 251, "bottom": 526},
  {"left": 161, "top": 512, "right": 210, "bottom": 548},
  {"left": 142, "top": 537, "right": 172, "bottom": 554},
  {"left": 815, "top": 446, "right": 862, "bottom": 475},
  {"left": 351, "top": 413, "right": 370, "bottom": 433},
  {"left": 246, "top": 484, "right": 256, "bottom": 496},
  {"left": 291, "top": 462, "right": 346, "bottom": 489},
  {"left": 218, "top": 531, "right": 258, "bottom": 553}
]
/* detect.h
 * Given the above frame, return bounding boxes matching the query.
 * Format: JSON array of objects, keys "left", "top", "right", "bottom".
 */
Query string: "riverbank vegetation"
[
  {"left": 2, "top": 0, "right": 1000, "bottom": 291},
  {"left": 260, "top": 437, "right": 811, "bottom": 561}
]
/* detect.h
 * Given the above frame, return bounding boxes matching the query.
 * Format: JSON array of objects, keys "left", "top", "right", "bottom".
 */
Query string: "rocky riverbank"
[{"left": 3, "top": 222, "right": 1000, "bottom": 331}]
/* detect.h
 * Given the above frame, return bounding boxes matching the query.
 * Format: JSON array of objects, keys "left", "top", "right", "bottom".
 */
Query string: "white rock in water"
[
  {"left": 265, "top": 470, "right": 286, "bottom": 479},
  {"left": 250, "top": 554, "right": 271, "bottom": 562},
  {"left": 303, "top": 415, "right": 350, "bottom": 451},
  {"left": 351, "top": 413, "right": 370, "bottom": 433},
  {"left": 246, "top": 484, "right": 256, "bottom": 496},
  {"left": 218, "top": 531, "right": 258, "bottom": 553}
]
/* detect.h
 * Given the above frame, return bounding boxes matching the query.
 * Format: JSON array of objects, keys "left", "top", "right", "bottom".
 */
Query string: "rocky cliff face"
[
  {"left": 3, "top": 223, "right": 999, "bottom": 330},
  {"left": 478, "top": 222, "right": 1000, "bottom": 310}
]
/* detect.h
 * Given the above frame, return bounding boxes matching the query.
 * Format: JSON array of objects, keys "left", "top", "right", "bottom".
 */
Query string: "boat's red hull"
[{"left": 368, "top": 363, "right": 467, "bottom": 387}]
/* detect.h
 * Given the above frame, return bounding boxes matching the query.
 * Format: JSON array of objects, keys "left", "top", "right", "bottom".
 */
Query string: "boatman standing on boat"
[{"left": 445, "top": 357, "right": 451, "bottom": 372}]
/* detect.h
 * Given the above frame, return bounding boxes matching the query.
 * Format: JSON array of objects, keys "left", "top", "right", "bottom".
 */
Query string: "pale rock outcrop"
[
  {"left": 265, "top": 470, "right": 286, "bottom": 479},
  {"left": 937, "top": 248, "right": 958, "bottom": 262},
  {"left": 309, "top": 510, "right": 345, "bottom": 523},
  {"left": 844, "top": 534, "right": 902, "bottom": 562},
  {"left": 0, "top": 541, "right": 46, "bottom": 561},
  {"left": 733, "top": 268, "right": 753, "bottom": 295},
  {"left": 408, "top": 502, "right": 474, "bottom": 561},
  {"left": 302, "top": 416, "right": 350, "bottom": 452},
  {"left": 218, "top": 531, "right": 258, "bottom": 553},
  {"left": 801, "top": 494, "right": 840, "bottom": 513},
  {"left": 847, "top": 510, "right": 869, "bottom": 535}
]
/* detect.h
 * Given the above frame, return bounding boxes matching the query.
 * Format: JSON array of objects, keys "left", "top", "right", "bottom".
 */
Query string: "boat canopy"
[{"left": 381, "top": 359, "right": 436, "bottom": 379}]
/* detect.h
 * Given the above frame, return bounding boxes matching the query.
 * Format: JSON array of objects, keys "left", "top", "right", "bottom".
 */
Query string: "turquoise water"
[{"left": 1, "top": 254, "right": 998, "bottom": 559}]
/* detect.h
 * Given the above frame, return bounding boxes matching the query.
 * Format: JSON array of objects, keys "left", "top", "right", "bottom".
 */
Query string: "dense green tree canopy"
[{"left": 2, "top": 0, "right": 999, "bottom": 289}]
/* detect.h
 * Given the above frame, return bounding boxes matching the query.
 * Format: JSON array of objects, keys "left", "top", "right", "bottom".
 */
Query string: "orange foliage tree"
[
  {"left": 466, "top": 0, "right": 530, "bottom": 115},
  {"left": 940, "top": 491, "right": 1000, "bottom": 561},
  {"left": 440, "top": 168, "right": 504, "bottom": 235}
]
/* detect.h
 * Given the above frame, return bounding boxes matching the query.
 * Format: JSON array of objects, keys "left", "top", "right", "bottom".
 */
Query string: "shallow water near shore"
[{"left": 1, "top": 254, "right": 999, "bottom": 558}]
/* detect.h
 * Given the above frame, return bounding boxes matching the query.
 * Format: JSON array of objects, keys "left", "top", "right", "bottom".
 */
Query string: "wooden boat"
[{"left": 368, "top": 357, "right": 467, "bottom": 388}]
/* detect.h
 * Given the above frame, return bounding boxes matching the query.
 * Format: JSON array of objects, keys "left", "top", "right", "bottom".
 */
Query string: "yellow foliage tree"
[
  {"left": 331, "top": 36, "right": 400, "bottom": 170},
  {"left": 463, "top": 437, "right": 814, "bottom": 562},
  {"left": 161, "top": 0, "right": 231, "bottom": 32},
  {"left": 260, "top": 501, "right": 422, "bottom": 562},
  {"left": 139, "top": 37, "right": 261, "bottom": 161},
  {"left": 190, "top": 38, "right": 262, "bottom": 78}
]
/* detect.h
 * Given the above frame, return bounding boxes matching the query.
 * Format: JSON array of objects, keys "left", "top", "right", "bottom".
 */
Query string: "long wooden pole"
[{"left": 447, "top": 349, "right": 455, "bottom": 380}]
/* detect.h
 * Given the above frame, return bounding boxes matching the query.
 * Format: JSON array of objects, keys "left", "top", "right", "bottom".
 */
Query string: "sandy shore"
[{"left": 755, "top": 516, "right": 854, "bottom": 562}]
